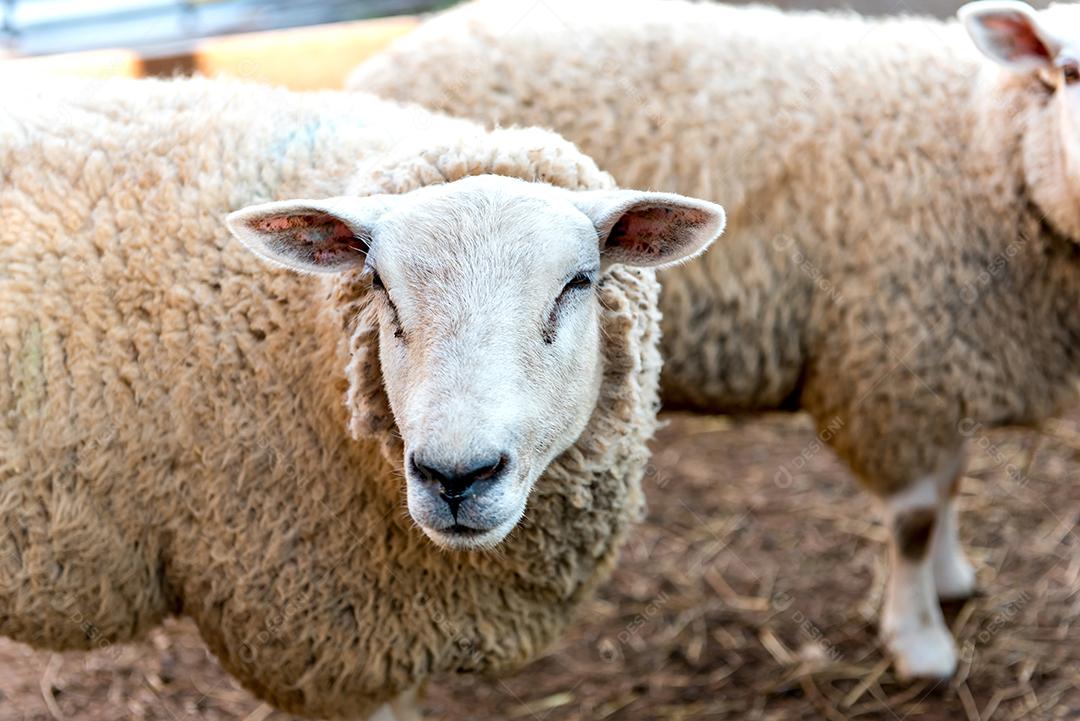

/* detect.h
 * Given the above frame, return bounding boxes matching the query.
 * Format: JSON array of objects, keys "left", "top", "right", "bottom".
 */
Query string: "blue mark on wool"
[{"left": 269, "top": 115, "right": 370, "bottom": 159}]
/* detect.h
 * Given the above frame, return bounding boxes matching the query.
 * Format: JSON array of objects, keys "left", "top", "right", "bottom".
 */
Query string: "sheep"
[
  {"left": 0, "top": 75, "right": 725, "bottom": 719},
  {"left": 348, "top": 0, "right": 1080, "bottom": 680}
]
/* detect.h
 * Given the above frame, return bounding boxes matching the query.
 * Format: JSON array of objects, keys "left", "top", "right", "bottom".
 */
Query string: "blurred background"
[
  {"left": 0, "top": 0, "right": 1055, "bottom": 88},
  {"left": 729, "top": 0, "right": 1049, "bottom": 13},
  {"left": 0, "top": 0, "right": 446, "bottom": 55}
]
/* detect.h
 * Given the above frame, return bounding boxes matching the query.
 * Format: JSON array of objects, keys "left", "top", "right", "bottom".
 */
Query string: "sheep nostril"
[
  {"left": 410, "top": 452, "right": 512, "bottom": 511},
  {"left": 409, "top": 453, "right": 446, "bottom": 487},
  {"left": 467, "top": 454, "right": 509, "bottom": 485},
  {"left": 439, "top": 454, "right": 509, "bottom": 499}
]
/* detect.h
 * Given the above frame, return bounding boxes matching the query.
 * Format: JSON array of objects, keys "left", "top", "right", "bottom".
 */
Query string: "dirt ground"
[{"left": 1, "top": 411, "right": 1077, "bottom": 721}]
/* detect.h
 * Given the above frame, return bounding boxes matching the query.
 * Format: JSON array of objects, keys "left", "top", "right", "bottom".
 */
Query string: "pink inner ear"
[
  {"left": 983, "top": 14, "right": 1052, "bottom": 61},
  {"left": 607, "top": 205, "right": 710, "bottom": 257},
  {"left": 255, "top": 212, "right": 365, "bottom": 268},
  {"left": 257, "top": 213, "right": 353, "bottom": 240}
]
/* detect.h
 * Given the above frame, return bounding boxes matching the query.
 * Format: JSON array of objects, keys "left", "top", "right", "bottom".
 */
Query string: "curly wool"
[
  {"left": 349, "top": 0, "right": 1080, "bottom": 494},
  {"left": 0, "top": 76, "right": 660, "bottom": 718}
]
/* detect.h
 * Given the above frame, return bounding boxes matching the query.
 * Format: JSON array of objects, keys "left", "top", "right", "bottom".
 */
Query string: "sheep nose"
[{"left": 410, "top": 453, "right": 511, "bottom": 513}]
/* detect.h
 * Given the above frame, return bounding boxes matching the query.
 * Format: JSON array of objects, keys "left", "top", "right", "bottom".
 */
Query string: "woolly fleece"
[{"left": 0, "top": 76, "right": 661, "bottom": 718}]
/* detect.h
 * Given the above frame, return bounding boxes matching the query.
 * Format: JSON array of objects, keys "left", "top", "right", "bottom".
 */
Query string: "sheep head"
[
  {"left": 227, "top": 174, "right": 724, "bottom": 550},
  {"left": 961, "top": 0, "right": 1080, "bottom": 239}
]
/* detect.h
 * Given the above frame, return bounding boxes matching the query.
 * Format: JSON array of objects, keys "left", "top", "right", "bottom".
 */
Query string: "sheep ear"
[
  {"left": 959, "top": 1, "right": 1058, "bottom": 73},
  {"left": 573, "top": 190, "right": 726, "bottom": 269},
  {"left": 227, "top": 197, "right": 393, "bottom": 274}
]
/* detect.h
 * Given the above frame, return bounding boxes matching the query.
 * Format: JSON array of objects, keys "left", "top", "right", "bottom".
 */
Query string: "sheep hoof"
[{"left": 886, "top": 625, "right": 958, "bottom": 681}]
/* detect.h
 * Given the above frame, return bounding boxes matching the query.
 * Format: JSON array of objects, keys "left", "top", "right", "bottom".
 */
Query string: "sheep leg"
[
  {"left": 367, "top": 689, "right": 422, "bottom": 721},
  {"left": 879, "top": 465, "right": 958, "bottom": 680},
  {"left": 931, "top": 464, "right": 976, "bottom": 600}
]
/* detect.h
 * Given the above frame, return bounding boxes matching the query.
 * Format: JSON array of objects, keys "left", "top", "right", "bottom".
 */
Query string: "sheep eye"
[
  {"left": 543, "top": 271, "right": 596, "bottom": 344},
  {"left": 1064, "top": 63, "right": 1080, "bottom": 85},
  {"left": 370, "top": 269, "right": 385, "bottom": 291},
  {"left": 367, "top": 269, "right": 404, "bottom": 339},
  {"left": 560, "top": 272, "right": 594, "bottom": 297}
]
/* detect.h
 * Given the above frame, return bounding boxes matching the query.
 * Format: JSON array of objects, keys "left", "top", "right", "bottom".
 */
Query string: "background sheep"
[
  {"left": 0, "top": 75, "right": 724, "bottom": 719},
  {"left": 348, "top": 0, "right": 1080, "bottom": 680}
]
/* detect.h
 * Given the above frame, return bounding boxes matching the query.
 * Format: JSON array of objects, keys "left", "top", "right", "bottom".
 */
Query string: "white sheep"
[
  {"left": 349, "top": 0, "right": 1080, "bottom": 679},
  {"left": 0, "top": 75, "right": 724, "bottom": 719}
]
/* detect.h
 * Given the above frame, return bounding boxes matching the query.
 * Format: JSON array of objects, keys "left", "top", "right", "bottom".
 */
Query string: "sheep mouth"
[
  {"left": 421, "top": 514, "right": 522, "bottom": 551},
  {"left": 444, "top": 524, "right": 488, "bottom": 536}
]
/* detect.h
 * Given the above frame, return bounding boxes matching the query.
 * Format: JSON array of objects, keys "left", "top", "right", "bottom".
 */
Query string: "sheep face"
[
  {"left": 962, "top": 1, "right": 1080, "bottom": 239},
  {"left": 228, "top": 174, "right": 723, "bottom": 550}
]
